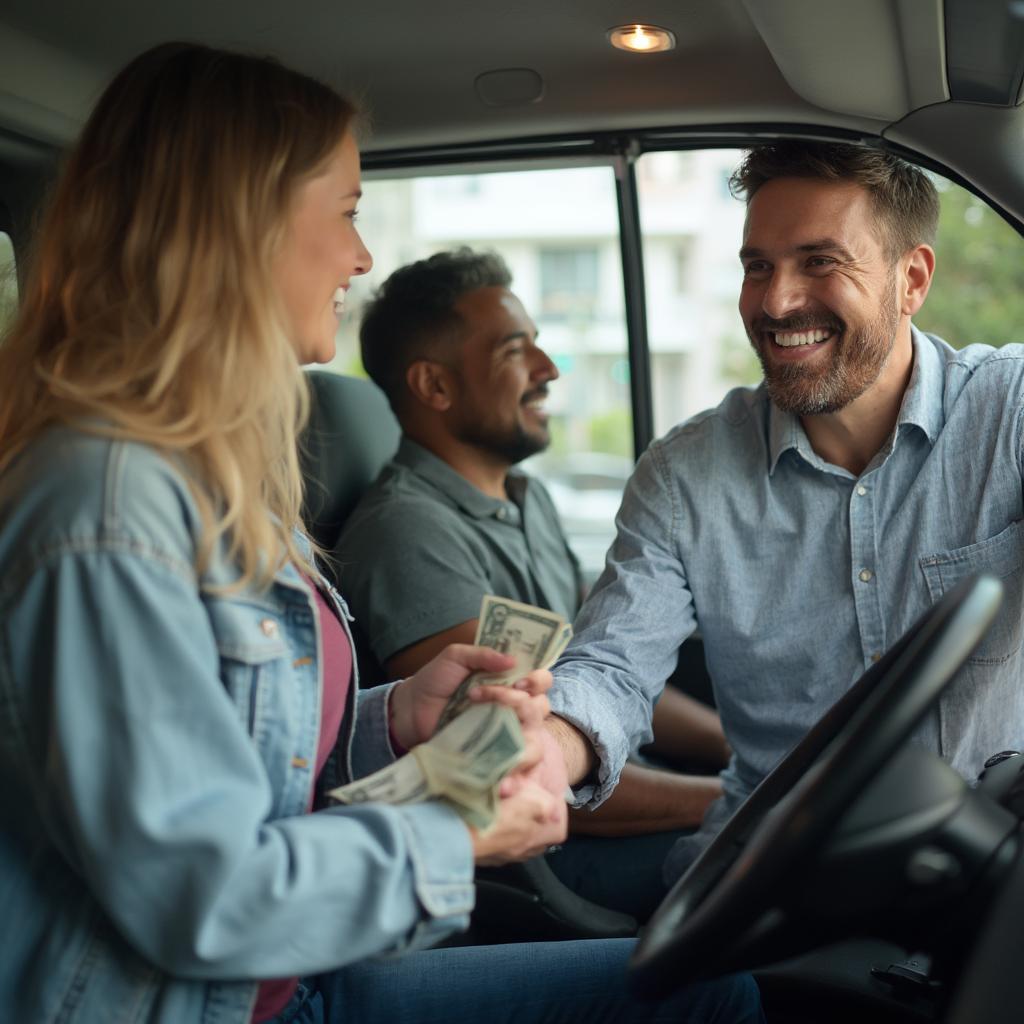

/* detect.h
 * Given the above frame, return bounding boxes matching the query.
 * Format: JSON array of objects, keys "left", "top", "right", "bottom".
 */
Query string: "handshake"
[{"left": 327, "top": 595, "right": 571, "bottom": 833}]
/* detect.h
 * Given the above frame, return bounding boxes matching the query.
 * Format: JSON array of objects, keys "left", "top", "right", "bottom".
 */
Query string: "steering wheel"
[{"left": 630, "top": 573, "right": 1004, "bottom": 997}]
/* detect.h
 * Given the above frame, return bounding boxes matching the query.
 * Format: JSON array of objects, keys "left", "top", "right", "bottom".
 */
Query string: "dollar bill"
[
  {"left": 328, "top": 752, "right": 430, "bottom": 805},
  {"left": 327, "top": 596, "right": 572, "bottom": 832},
  {"left": 326, "top": 701, "right": 525, "bottom": 832},
  {"left": 433, "top": 595, "right": 572, "bottom": 733}
]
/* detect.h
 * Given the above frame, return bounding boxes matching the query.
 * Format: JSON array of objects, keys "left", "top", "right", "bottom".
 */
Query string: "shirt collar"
[
  {"left": 895, "top": 325, "right": 944, "bottom": 445},
  {"left": 767, "top": 324, "right": 942, "bottom": 476},
  {"left": 767, "top": 391, "right": 803, "bottom": 476},
  {"left": 394, "top": 436, "right": 523, "bottom": 519}
]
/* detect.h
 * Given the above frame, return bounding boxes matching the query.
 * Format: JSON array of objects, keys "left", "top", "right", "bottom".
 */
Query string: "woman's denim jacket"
[{"left": 0, "top": 428, "right": 474, "bottom": 1023}]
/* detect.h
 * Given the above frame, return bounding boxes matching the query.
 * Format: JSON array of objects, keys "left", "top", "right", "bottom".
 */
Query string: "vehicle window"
[
  {"left": 636, "top": 155, "right": 1024, "bottom": 440},
  {"left": 335, "top": 166, "right": 631, "bottom": 585},
  {"left": 0, "top": 232, "right": 16, "bottom": 332},
  {"left": 917, "top": 177, "right": 1024, "bottom": 347},
  {"left": 634, "top": 149, "right": 753, "bottom": 440},
  {"left": 332, "top": 154, "right": 1024, "bottom": 588}
]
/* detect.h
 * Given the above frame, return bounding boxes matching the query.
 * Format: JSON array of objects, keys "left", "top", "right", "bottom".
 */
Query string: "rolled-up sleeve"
[{"left": 549, "top": 440, "right": 698, "bottom": 807}]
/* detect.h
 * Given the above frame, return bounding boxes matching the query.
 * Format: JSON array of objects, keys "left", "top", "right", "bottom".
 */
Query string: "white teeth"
[
  {"left": 332, "top": 287, "right": 346, "bottom": 315},
  {"left": 773, "top": 329, "right": 832, "bottom": 348}
]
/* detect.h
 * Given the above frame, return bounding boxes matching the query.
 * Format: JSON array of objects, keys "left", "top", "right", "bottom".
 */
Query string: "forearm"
[
  {"left": 648, "top": 687, "right": 731, "bottom": 770},
  {"left": 568, "top": 762, "right": 721, "bottom": 837},
  {"left": 548, "top": 445, "right": 701, "bottom": 801}
]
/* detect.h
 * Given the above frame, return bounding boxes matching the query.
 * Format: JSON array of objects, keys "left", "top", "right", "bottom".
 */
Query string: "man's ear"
[
  {"left": 900, "top": 243, "right": 936, "bottom": 317},
  {"left": 406, "top": 360, "right": 454, "bottom": 412}
]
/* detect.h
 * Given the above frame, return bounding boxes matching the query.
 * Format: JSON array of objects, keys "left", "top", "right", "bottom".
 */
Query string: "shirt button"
[
  {"left": 856, "top": 485, "right": 867, "bottom": 496},
  {"left": 260, "top": 618, "right": 278, "bottom": 637},
  {"left": 858, "top": 569, "right": 874, "bottom": 583},
  {"left": 871, "top": 652, "right": 881, "bottom": 663},
  {"left": 496, "top": 507, "right": 507, "bottom": 520}
]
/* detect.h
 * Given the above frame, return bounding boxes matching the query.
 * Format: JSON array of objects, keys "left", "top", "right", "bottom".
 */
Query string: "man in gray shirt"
[{"left": 337, "top": 248, "right": 727, "bottom": 919}]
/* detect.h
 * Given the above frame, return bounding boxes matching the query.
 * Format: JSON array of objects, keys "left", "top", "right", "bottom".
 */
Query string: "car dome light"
[{"left": 607, "top": 24, "right": 676, "bottom": 54}]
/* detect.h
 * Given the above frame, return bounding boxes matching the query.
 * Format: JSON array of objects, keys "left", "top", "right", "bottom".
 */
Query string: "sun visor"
[
  {"left": 945, "top": 0, "right": 1024, "bottom": 106},
  {"left": 741, "top": 0, "right": 948, "bottom": 122}
]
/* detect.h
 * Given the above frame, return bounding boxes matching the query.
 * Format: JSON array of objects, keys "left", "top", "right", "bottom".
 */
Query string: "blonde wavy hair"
[{"left": 0, "top": 43, "right": 356, "bottom": 591}]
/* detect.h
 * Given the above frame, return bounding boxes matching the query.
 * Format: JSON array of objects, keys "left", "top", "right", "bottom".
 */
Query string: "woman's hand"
[
  {"left": 469, "top": 778, "right": 567, "bottom": 866},
  {"left": 475, "top": 707, "right": 569, "bottom": 863},
  {"left": 389, "top": 642, "right": 565, "bottom": 863},
  {"left": 389, "top": 643, "right": 551, "bottom": 749}
]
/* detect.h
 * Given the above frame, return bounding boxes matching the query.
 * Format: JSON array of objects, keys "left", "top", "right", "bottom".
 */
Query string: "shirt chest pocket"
[
  {"left": 919, "top": 519, "right": 1024, "bottom": 665},
  {"left": 206, "top": 597, "right": 291, "bottom": 735}
]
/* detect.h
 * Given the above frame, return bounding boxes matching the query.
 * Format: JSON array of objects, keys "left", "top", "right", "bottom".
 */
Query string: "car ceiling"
[{"left": 0, "top": 0, "right": 1023, "bottom": 224}]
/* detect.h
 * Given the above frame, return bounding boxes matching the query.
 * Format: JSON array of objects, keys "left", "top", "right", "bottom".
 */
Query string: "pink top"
[{"left": 251, "top": 577, "right": 352, "bottom": 1022}]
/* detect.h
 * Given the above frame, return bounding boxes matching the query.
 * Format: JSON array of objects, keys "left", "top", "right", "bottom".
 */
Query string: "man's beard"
[
  {"left": 454, "top": 386, "right": 551, "bottom": 465},
  {"left": 461, "top": 420, "right": 549, "bottom": 465},
  {"left": 750, "top": 276, "right": 900, "bottom": 416}
]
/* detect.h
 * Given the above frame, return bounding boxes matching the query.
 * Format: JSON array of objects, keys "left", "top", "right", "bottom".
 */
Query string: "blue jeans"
[
  {"left": 545, "top": 830, "right": 691, "bottom": 922},
  {"left": 274, "top": 939, "right": 763, "bottom": 1023}
]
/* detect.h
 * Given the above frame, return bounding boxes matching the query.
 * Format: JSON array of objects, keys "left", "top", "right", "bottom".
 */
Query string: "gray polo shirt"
[{"left": 335, "top": 437, "right": 582, "bottom": 668}]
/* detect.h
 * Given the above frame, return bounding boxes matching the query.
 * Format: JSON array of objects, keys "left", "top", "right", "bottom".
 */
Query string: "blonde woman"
[{"left": 0, "top": 43, "right": 762, "bottom": 1024}]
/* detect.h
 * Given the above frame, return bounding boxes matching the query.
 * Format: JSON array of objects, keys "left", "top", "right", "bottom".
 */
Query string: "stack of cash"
[
  {"left": 326, "top": 595, "right": 572, "bottom": 832},
  {"left": 433, "top": 594, "right": 573, "bottom": 732},
  {"left": 325, "top": 700, "right": 525, "bottom": 830}
]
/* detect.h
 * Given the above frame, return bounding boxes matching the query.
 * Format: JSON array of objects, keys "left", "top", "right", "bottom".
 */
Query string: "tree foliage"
[{"left": 915, "top": 181, "right": 1024, "bottom": 348}]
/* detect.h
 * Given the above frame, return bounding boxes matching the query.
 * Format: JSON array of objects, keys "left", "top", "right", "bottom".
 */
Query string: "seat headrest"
[{"left": 300, "top": 370, "right": 401, "bottom": 553}]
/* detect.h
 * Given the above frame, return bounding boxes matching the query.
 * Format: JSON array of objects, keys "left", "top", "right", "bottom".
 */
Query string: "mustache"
[
  {"left": 753, "top": 313, "right": 844, "bottom": 334},
  {"left": 521, "top": 385, "right": 549, "bottom": 404}
]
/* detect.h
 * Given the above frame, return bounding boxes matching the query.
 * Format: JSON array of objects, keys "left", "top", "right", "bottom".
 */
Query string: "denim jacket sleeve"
[
  {"left": 351, "top": 681, "right": 405, "bottom": 778},
  {"left": 549, "top": 437, "right": 698, "bottom": 807},
  {"left": 0, "top": 432, "right": 474, "bottom": 980}
]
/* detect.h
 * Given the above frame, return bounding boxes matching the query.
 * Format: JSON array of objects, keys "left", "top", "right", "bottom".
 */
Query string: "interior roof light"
[{"left": 607, "top": 24, "right": 676, "bottom": 54}]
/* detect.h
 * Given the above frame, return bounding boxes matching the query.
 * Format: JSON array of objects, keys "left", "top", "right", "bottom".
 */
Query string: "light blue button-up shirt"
[{"left": 551, "top": 328, "right": 1024, "bottom": 877}]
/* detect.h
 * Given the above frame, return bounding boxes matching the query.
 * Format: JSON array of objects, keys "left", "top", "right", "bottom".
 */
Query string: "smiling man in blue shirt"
[{"left": 545, "top": 140, "right": 1024, "bottom": 880}]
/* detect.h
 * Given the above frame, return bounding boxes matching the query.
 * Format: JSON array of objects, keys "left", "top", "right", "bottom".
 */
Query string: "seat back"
[{"left": 300, "top": 370, "right": 401, "bottom": 554}]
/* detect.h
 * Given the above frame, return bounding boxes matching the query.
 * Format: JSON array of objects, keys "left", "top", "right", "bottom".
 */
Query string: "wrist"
[
  {"left": 544, "top": 715, "right": 596, "bottom": 786},
  {"left": 467, "top": 823, "right": 491, "bottom": 862},
  {"left": 387, "top": 679, "right": 414, "bottom": 753}
]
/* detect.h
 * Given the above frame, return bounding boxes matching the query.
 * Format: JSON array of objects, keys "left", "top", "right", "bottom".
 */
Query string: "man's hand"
[
  {"left": 492, "top": 715, "right": 579, "bottom": 838},
  {"left": 501, "top": 721, "right": 569, "bottom": 800},
  {"left": 389, "top": 643, "right": 551, "bottom": 748}
]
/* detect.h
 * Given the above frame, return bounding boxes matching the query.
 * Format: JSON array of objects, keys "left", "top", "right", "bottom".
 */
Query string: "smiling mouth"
[
  {"left": 770, "top": 327, "right": 837, "bottom": 348},
  {"left": 521, "top": 389, "right": 549, "bottom": 415},
  {"left": 332, "top": 286, "right": 347, "bottom": 316}
]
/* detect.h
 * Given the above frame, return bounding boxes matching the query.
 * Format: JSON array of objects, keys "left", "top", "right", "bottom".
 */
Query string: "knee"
[
  {"left": 708, "top": 972, "right": 764, "bottom": 1023},
  {"left": 668, "top": 971, "right": 763, "bottom": 1024}
]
